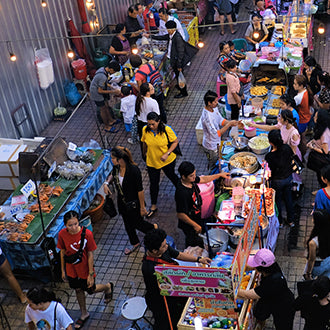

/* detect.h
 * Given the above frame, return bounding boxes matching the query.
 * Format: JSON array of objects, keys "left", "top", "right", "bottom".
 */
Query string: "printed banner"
[
  {"left": 194, "top": 298, "right": 239, "bottom": 318},
  {"left": 154, "top": 265, "right": 234, "bottom": 300}
]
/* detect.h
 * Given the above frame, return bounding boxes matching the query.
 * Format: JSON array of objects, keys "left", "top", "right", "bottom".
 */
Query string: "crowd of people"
[{"left": 2, "top": 0, "right": 330, "bottom": 329}]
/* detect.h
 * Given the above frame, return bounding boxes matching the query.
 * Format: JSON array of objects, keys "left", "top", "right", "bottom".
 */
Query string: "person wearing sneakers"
[
  {"left": 120, "top": 85, "right": 138, "bottom": 144},
  {"left": 103, "top": 147, "right": 157, "bottom": 255},
  {"left": 238, "top": 248, "right": 295, "bottom": 330},
  {"left": 57, "top": 211, "right": 114, "bottom": 329},
  {"left": 0, "top": 244, "right": 26, "bottom": 304}
]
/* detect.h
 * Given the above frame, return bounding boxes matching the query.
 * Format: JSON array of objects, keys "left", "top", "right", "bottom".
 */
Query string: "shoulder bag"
[
  {"left": 291, "top": 154, "right": 304, "bottom": 174},
  {"left": 103, "top": 194, "right": 117, "bottom": 218},
  {"left": 64, "top": 226, "right": 87, "bottom": 264},
  {"left": 164, "top": 127, "right": 182, "bottom": 156},
  {"left": 307, "top": 149, "right": 330, "bottom": 172}
]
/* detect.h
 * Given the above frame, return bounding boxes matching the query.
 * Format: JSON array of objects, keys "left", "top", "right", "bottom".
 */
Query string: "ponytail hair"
[
  {"left": 135, "top": 82, "right": 150, "bottom": 116},
  {"left": 111, "top": 146, "right": 136, "bottom": 166},
  {"left": 294, "top": 75, "right": 314, "bottom": 106}
]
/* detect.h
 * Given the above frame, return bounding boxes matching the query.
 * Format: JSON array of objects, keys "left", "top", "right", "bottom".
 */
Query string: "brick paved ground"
[{"left": 0, "top": 2, "right": 329, "bottom": 329}]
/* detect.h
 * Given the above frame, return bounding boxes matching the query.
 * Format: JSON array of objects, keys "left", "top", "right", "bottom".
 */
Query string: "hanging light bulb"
[
  {"left": 67, "top": 49, "right": 75, "bottom": 59},
  {"left": 131, "top": 45, "right": 139, "bottom": 55},
  {"left": 197, "top": 40, "right": 205, "bottom": 48},
  {"left": 318, "top": 23, "right": 325, "bottom": 35},
  {"left": 41, "top": 1, "right": 47, "bottom": 7},
  {"left": 86, "top": 0, "right": 93, "bottom": 2},
  {"left": 253, "top": 31, "right": 260, "bottom": 40},
  {"left": 10, "top": 53, "right": 17, "bottom": 62}
]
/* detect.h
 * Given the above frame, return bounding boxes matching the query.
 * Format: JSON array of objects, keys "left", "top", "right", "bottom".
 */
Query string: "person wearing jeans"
[{"left": 141, "top": 112, "right": 179, "bottom": 218}]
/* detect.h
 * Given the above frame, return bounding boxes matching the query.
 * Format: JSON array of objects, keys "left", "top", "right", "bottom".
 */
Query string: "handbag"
[
  {"left": 64, "top": 226, "right": 86, "bottom": 264},
  {"left": 164, "top": 127, "right": 182, "bottom": 156},
  {"left": 103, "top": 195, "right": 117, "bottom": 218},
  {"left": 307, "top": 149, "right": 330, "bottom": 172},
  {"left": 291, "top": 154, "right": 304, "bottom": 174}
]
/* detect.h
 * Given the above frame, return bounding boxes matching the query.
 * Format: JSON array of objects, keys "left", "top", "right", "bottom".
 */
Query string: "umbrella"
[
  {"left": 77, "top": 0, "right": 91, "bottom": 34},
  {"left": 67, "top": 19, "right": 96, "bottom": 76}
]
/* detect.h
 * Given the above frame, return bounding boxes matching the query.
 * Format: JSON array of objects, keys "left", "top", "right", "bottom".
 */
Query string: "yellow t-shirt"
[{"left": 141, "top": 125, "right": 177, "bottom": 169}]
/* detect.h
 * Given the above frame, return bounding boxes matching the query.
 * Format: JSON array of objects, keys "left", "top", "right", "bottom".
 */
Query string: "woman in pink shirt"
[{"left": 224, "top": 59, "right": 242, "bottom": 120}]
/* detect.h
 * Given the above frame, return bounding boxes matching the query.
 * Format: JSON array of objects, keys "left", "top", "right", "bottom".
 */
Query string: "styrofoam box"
[
  {"left": 196, "top": 117, "right": 203, "bottom": 145},
  {"left": 0, "top": 144, "right": 27, "bottom": 177},
  {"left": 0, "top": 177, "right": 20, "bottom": 190}
]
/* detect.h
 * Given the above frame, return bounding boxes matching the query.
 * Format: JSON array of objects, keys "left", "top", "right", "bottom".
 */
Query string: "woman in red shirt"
[{"left": 57, "top": 211, "right": 113, "bottom": 329}]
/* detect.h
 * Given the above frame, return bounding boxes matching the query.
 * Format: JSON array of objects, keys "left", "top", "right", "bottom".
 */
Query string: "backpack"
[{"left": 137, "top": 63, "right": 163, "bottom": 96}]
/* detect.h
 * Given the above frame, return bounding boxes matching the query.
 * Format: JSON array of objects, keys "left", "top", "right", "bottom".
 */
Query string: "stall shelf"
[{"left": 0, "top": 150, "right": 112, "bottom": 272}]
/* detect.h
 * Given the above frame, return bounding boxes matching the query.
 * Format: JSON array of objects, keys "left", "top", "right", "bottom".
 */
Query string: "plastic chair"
[
  {"left": 121, "top": 296, "right": 153, "bottom": 330},
  {"left": 232, "top": 38, "right": 248, "bottom": 52}
]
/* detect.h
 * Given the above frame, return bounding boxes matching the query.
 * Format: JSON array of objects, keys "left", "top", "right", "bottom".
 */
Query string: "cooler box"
[{"left": 197, "top": 180, "right": 215, "bottom": 219}]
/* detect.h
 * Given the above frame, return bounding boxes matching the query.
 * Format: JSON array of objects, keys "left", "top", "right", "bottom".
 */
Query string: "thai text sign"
[{"left": 154, "top": 265, "right": 234, "bottom": 301}]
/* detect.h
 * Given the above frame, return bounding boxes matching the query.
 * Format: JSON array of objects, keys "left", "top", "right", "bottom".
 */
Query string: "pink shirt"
[
  {"left": 225, "top": 72, "right": 240, "bottom": 104},
  {"left": 315, "top": 127, "right": 330, "bottom": 150},
  {"left": 276, "top": 123, "right": 302, "bottom": 160}
]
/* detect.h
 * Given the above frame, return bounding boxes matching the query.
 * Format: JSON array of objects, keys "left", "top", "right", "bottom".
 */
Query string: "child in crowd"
[
  {"left": 120, "top": 85, "right": 139, "bottom": 144},
  {"left": 227, "top": 41, "right": 245, "bottom": 61}
]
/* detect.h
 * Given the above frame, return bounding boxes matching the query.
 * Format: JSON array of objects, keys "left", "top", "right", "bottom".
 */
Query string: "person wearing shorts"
[
  {"left": 0, "top": 245, "right": 26, "bottom": 303},
  {"left": 57, "top": 211, "right": 114, "bottom": 329},
  {"left": 215, "top": 0, "right": 236, "bottom": 35}
]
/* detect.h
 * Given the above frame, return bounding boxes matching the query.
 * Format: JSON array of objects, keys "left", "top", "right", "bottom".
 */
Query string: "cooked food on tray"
[
  {"left": 251, "top": 86, "right": 268, "bottom": 96},
  {"left": 273, "top": 86, "right": 286, "bottom": 95},
  {"left": 272, "top": 98, "right": 281, "bottom": 108},
  {"left": 257, "top": 77, "right": 270, "bottom": 83},
  {"left": 267, "top": 109, "right": 279, "bottom": 116},
  {"left": 230, "top": 154, "right": 257, "bottom": 169}
]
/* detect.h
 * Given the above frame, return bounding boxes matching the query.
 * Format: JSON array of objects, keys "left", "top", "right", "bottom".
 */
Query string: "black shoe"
[{"left": 174, "top": 93, "right": 188, "bottom": 99}]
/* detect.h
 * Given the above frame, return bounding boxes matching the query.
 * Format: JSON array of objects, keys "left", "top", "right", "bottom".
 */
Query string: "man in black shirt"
[
  {"left": 142, "top": 229, "right": 211, "bottom": 330},
  {"left": 175, "top": 161, "right": 230, "bottom": 248},
  {"left": 125, "top": 5, "right": 145, "bottom": 45}
]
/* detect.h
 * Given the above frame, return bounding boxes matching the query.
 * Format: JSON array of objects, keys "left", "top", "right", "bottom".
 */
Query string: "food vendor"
[
  {"left": 238, "top": 248, "right": 295, "bottom": 330},
  {"left": 109, "top": 24, "right": 131, "bottom": 65},
  {"left": 245, "top": 13, "right": 268, "bottom": 51},
  {"left": 142, "top": 228, "right": 211, "bottom": 330}
]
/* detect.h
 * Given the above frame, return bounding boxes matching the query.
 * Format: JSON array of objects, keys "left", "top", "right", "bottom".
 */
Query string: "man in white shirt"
[
  {"left": 158, "top": 8, "right": 186, "bottom": 40},
  {"left": 201, "top": 90, "right": 238, "bottom": 171}
]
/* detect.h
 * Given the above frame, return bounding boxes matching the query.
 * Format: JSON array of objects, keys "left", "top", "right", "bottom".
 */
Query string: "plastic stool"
[{"left": 121, "top": 296, "right": 153, "bottom": 330}]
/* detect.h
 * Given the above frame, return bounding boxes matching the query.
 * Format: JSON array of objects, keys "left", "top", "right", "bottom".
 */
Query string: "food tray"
[
  {"left": 267, "top": 94, "right": 281, "bottom": 108},
  {"left": 271, "top": 85, "right": 287, "bottom": 96},
  {"left": 250, "top": 86, "right": 269, "bottom": 97},
  {"left": 229, "top": 152, "right": 259, "bottom": 174}
]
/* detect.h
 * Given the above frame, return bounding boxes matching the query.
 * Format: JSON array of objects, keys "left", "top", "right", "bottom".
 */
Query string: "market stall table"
[{"left": 0, "top": 150, "right": 112, "bottom": 273}]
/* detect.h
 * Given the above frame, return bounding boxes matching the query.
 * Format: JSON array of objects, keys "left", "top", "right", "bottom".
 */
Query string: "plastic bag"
[
  {"left": 178, "top": 71, "right": 186, "bottom": 88},
  {"left": 35, "top": 48, "right": 55, "bottom": 89},
  {"left": 82, "top": 139, "right": 101, "bottom": 149},
  {"left": 63, "top": 79, "right": 82, "bottom": 106}
]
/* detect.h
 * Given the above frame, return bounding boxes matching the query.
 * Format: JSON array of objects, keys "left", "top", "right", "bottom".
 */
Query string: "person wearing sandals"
[
  {"left": 141, "top": 112, "right": 180, "bottom": 218},
  {"left": 57, "top": 211, "right": 113, "bottom": 329},
  {"left": 103, "top": 146, "right": 157, "bottom": 255},
  {"left": 25, "top": 287, "right": 73, "bottom": 330}
]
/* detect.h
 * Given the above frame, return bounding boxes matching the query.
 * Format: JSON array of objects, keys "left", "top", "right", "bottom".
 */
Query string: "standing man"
[
  {"left": 125, "top": 5, "right": 145, "bottom": 45},
  {"left": 201, "top": 90, "right": 238, "bottom": 172},
  {"left": 175, "top": 161, "right": 230, "bottom": 247},
  {"left": 157, "top": 8, "right": 186, "bottom": 40},
  {"left": 163, "top": 20, "right": 198, "bottom": 98},
  {"left": 135, "top": 3, "right": 145, "bottom": 29},
  {"left": 142, "top": 228, "right": 211, "bottom": 330},
  {"left": 89, "top": 61, "right": 121, "bottom": 132}
]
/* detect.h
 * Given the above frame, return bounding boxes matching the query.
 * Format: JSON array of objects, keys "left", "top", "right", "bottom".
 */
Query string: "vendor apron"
[
  {"left": 252, "top": 26, "right": 266, "bottom": 43},
  {"left": 118, "top": 38, "right": 130, "bottom": 65}
]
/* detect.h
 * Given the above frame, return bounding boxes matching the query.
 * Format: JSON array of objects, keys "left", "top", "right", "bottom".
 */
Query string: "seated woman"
[
  {"left": 25, "top": 287, "right": 73, "bottom": 330},
  {"left": 303, "top": 209, "right": 330, "bottom": 281},
  {"left": 238, "top": 248, "right": 295, "bottom": 330},
  {"left": 245, "top": 13, "right": 268, "bottom": 51},
  {"left": 306, "top": 109, "right": 330, "bottom": 188},
  {"left": 109, "top": 24, "right": 131, "bottom": 65},
  {"left": 265, "top": 130, "right": 295, "bottom": 227}
]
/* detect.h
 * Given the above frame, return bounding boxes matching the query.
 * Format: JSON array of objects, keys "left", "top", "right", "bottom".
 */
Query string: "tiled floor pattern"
[{"left": 1, "top": 2, "right": 330, "bottom": 329}]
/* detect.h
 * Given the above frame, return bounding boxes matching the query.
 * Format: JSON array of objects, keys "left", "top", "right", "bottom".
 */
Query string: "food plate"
[{"left": 250, "top": 86, "right": 268, "bottom": 97}]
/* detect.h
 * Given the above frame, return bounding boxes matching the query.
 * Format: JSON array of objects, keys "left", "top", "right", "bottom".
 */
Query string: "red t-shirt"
[
  {"left": 135, "top": 63, "right": 156, "bottom": 83},
  {"left": 143, "top": 8, "right": 156, "bottom": 31},
  {"left": 57, "top": 227, "right": 97, "bottom": 279},
  {"left": 294, "top": 89, "right": 311, "bottom": 124}
]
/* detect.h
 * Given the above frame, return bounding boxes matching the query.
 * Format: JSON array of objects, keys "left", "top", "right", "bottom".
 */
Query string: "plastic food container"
[
  {"left": 251, "top": 97, "right": 264, "bottom": 110},
  {"left": 245, "top": 126, "right": 256, "bottom": 137}
]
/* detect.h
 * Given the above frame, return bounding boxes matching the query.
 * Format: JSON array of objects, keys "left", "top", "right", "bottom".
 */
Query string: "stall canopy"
[
  {"left": 77, "top": 0, "right": 91, "bottom": 34},
  {"left": 67, "top": 19, "right": 96, "bottom": 76}
]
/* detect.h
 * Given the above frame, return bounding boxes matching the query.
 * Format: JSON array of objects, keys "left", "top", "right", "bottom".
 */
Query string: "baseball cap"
[{"left": 247, "top": 248, "right": 275, "bottom": 268}]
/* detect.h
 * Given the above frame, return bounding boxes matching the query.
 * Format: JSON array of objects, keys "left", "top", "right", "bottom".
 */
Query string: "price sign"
[
  {"left": 48, "top": 161, "right": 56, "bottom": 178},
  {"left": 20, "top": 179, "right": 36, "bottom": 198}
]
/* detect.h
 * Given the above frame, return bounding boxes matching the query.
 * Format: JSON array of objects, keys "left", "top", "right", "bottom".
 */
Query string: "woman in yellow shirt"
[{"left": 141, "top": 112, "right": 179, "bottom": 218}]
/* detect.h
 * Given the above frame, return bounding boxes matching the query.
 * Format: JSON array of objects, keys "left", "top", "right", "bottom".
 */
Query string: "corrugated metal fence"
[{"left": 0, "top": 0, "right": 135, "bottom": 139}]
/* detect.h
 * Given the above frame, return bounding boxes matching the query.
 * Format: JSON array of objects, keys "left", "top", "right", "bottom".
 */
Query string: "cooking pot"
[
  {"left": 228, "top": 152, "right": 259, "bottom": 174},
  {"left": 200, "top": 228, "right": 229, "bottom": 255}
]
